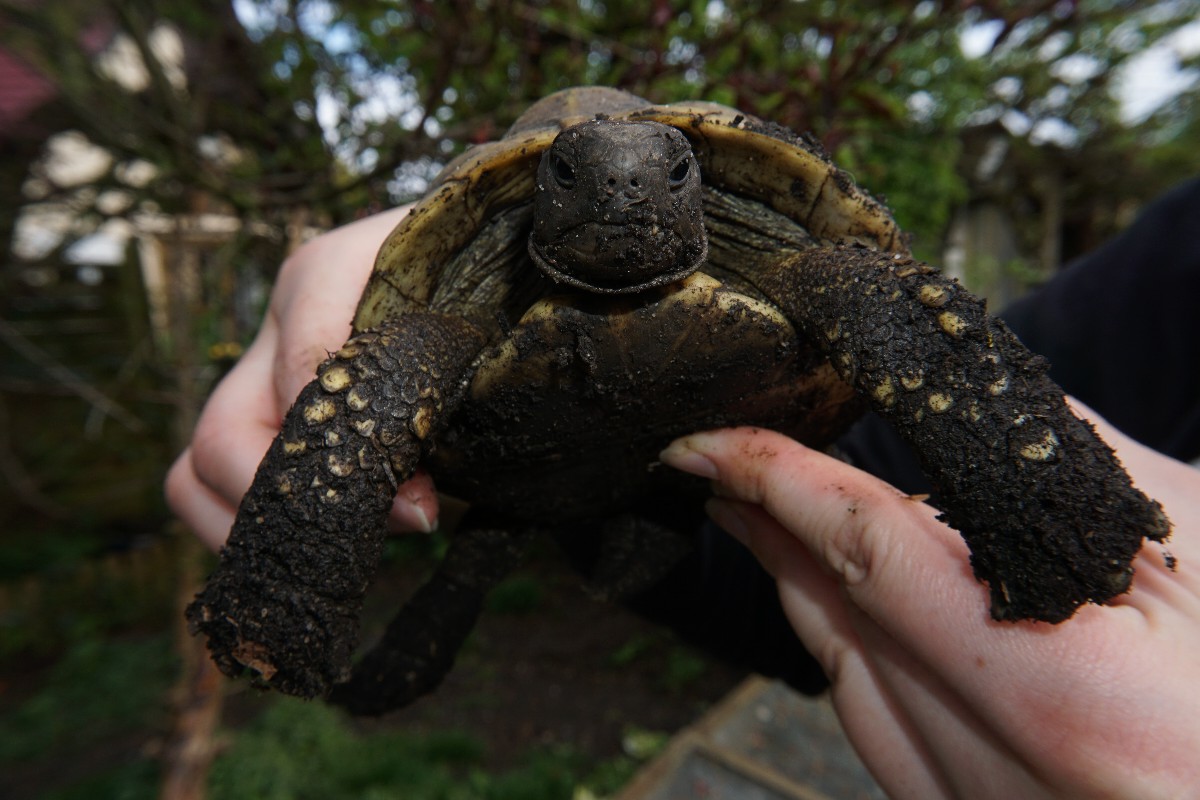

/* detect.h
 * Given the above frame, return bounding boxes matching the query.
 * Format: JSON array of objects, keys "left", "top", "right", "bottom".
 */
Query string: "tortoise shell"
[
  {"left": 348, "top": 87, "right": 911, "bottom": 520},
  {"left": 354, "top": 86, "right": 904, "bottom": 329}
]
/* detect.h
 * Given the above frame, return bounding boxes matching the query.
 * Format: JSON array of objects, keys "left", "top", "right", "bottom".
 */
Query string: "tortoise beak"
[{"left": 528, "top": 221, "right": 706, "bottom": 295}]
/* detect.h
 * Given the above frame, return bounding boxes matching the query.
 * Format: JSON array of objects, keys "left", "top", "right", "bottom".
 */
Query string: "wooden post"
[{"left": 158, "top": 211, "right": 222, "bottom": 800}]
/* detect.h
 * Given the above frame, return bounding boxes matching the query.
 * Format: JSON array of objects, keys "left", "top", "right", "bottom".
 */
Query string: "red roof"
[
  {"left": 0, "top": 19, "right": 113, "bottom": 138},
  {"left": 0, "top": 48, "right": 56, "bottom": 136}
]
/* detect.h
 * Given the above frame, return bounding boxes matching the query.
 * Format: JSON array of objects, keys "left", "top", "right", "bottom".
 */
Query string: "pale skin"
[
  {"left": 166, "top": 206, "right": 436, "bottom": 550},
  {"left": 167, "top": 210, "right": 1200, "bottom": 799}
]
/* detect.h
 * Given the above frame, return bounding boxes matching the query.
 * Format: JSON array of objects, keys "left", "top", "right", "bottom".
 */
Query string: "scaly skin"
[
  {"left": 755, "top": 245, "right": 1171, "bottom": 622},
  {"left": 329, "top": 524, "right": 535, "bottom": 714},
  {"left": 186, "top": 313, "right": 486, "bottom": 697}
]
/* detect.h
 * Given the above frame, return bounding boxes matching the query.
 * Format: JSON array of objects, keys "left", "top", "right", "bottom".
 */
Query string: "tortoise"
[{"left": 187, "top": 86, "right": 1171, "bottom": 714}]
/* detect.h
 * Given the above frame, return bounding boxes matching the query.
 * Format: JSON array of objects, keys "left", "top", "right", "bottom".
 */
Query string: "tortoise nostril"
[{"left": 606, "top": 176, "right": 642, "bottom": 193}]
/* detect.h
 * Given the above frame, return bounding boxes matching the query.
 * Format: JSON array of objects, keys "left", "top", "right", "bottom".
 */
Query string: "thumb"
[{"left": 389, "top": 469, "right": 440, "bottom": 533}]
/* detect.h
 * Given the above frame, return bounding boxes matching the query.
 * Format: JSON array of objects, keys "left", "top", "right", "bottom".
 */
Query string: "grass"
[
  {"left": 0, "top": 632, "right": 175, "bottom": 800},
  {"left": 0, "top": 532, "right": 688, "bottom": 799},
  {"left": 1, "top": 629, "right": 638, "bottom": 799},
  {"left": 0, "top": 537, "right": 179, "bottom": 659},
  {"left": 486, "top": 573, "right": 546, "bottom": 615},
  {"left": 606, "top": 633, "right": 709, "bottom": 693},
  {"left": 208, "top": 698, "right": 637, "bottom": 800},
  {"left": 661, "top": 647, "right": 708, "bottom": 693},
  {"left": 0, "top": 633, "right": 176, "bottom": 765}
]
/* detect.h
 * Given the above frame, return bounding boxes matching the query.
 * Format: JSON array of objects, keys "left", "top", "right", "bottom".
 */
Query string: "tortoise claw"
[
  {"left": 187, "top": 313, "right": 486, "bottom": 698},
  {"left": 755, "top": 246, "right": 1171, "bottom": 622}
]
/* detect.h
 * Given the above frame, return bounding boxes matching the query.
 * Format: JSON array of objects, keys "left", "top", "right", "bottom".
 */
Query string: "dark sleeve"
[
  {"left": 628, "top": 520, "right": 831, "bottom": 694},
  {"left": 842, "top": 176, "right": 1200, "bottom": 491},
  {"left": 1001, "top": 176, "right": 1200, "bottom": 462}
]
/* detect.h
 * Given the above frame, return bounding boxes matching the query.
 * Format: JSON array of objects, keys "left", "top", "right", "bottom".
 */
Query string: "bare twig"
[
  {"left": 0, "top": 394, "right": 67, "bottom": 518},
  {"left": 159, "top": 529, "right": 225, "bottom": 800},
  {"left": 0, "top": 315, "right": 146, "bottom": 433}
]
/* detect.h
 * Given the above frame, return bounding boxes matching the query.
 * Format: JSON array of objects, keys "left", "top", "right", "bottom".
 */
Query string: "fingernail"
[
  {"left": 705, "top": 497, "right": 748, "bottom": 545},
  {"left": 659, "top": 439, "right": 719, "bottom": 480},
  {"left": 411, "top": 504, "right": 437, "bottom": 534},
  {"left": 393, "top": 498, "right": 437, "bottom": 534}
]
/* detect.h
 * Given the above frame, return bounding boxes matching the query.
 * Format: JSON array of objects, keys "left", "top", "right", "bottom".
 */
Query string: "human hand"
[
  {"left": 660, "top": 402, "right": 1199, "bottom": 798},
  {"left": 165, "top": 206, "right": 440, "bottom": 551}
]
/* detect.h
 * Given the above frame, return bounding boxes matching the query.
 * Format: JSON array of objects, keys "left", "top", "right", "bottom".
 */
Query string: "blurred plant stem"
[
  {"left": 159, "top": 207, "right": 223, "bottom": 800},
  {"left": 160, "top": 527, "right": 224, "bottom": 800}
]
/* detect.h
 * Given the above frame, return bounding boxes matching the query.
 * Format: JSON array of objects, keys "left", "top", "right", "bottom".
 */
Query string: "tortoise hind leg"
[
  {"left": 186, "top": 313, "right": 486, "bottom": 698},
  {"left": 554, "top": 512, "right": 697, "bottom": 602},
  {"left": 330, "top": 524, "right": 535, "bottom": 715},
  {"left": 753, "top": 246, "right": 1171, "bottom": 622}
]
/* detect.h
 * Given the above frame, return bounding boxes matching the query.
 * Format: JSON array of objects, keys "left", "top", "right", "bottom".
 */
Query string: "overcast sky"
[{"left": 1115, "top": 18, "right": 1200, "bottom": 122}]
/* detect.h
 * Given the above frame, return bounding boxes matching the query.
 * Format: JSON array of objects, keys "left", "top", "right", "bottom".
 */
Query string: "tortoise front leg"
[
  {"left": 754, "top": 246, "right": 1171, "bottom": 623},
  {"left": 187, "top": 313, "right": 486, "bottom": 698}
]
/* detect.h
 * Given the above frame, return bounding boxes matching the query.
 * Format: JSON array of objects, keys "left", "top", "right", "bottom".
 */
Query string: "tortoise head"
[{"left": 528, "top": 119, "right": 707, "bottom": 294}]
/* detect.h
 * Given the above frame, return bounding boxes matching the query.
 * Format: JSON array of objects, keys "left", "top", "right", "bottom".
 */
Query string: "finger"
[
  {"left": 165, "top": 449, "right": 236, "bottom": 551},
  {"left": 189, "top": 324, "right": 282, "bottom": 509},
  {"left": 661, "top": 427, "right": 979, "bottom": 626},
  {"left": 661, "top": 426, "right": 1043, "bottom": 699},
  {"left": 843, "top": 608, "right": 1047, "bottom": 799},
  {"left": 827, "top": 629, "right": 955, "bottom": 800},
  {"left": 177, "top": 208, "right": 418, "bottom": 547},
  {"left": 706, "top": 500, "right": 956, "bottom": 796},
  {"left": 667, "top": 427, "right": 1200, "bottom": 796},
  {"left": 390, "top": 469, "right": 440, "bottom": 533},
  {"left": 717, "top": 465, "right": 1095, "bottom": 798},
  {"left": 1065, "top": 398, "right": 1198, "bottom": 618},
  {"left": 705, "top": 496, "right": 859, "bottom": 672},
  {"left": 707, "top": 496, "right": 957, "bottom": 797},
  {"left": 272, "top": 207, "right": 414, "bottom": 409}
]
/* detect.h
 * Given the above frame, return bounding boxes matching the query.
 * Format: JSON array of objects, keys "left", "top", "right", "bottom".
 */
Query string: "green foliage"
[
  {"left": 835, "top": 129, "right": 968, "bottom": 257},
  {"left": 605, "top": 632, "right": 709, "bottom": 693},
  {"left": 39, "top": 760, "right": 160, "bottom": 800},
  {"left": 8, "top": 1, "right": 1198, "bottom": 239},
  {"left": 382, "top": 529, "right": 450, "bottom": 565},
  {"left": 0, "top": 529, "right": 104, "bottom": 581},
  {"left": 0, "top": 628, "right": 634, "bottom": 799},
  {"left": 607, "top": 633, "right": 656, "bottom": 668},
  {"left": 0, "top": 634, "right": 176, "bottom": 764},
  {"left": 620, "top": 726, "right": 670, "bottom": 761},
  {"left": 207, "top": 698, "right": 632, "bottom": 800},
  {"left": 208, "top": 701, "right": 476, "bottom": 800},
  {"left": 0, "top": 539, "right": 180, "bottom": 660},
  {"left": 661, "top": 646, "right": 708, "bottom": 693},
  {"left": 485, "top": 573, "right": 545, "bottom": 615}
]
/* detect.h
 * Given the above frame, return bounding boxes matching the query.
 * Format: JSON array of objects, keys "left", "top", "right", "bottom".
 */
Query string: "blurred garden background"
[{"left": 1, "top": 1, "right": 1198, "bottom": 797}]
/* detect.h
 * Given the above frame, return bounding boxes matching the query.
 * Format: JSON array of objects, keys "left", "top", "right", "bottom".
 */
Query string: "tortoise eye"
[
  {"left": 668, "top": 156, "right": 691, "bottom": 189},
  {"left": 552, "top": 154, "right": 576, "bottom": 188}
]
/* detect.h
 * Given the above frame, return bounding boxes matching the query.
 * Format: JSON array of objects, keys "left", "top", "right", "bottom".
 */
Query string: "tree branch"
[{"left": 0, "top": 316, "right": 146, "bottom": 433}]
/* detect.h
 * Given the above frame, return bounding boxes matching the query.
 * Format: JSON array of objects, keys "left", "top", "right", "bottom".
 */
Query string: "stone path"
[{"left": 617, "top": 676, "right": 887, "bottom": 800}]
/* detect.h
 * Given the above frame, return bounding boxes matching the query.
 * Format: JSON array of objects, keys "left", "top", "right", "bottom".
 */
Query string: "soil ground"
[
  {"left": 335, "top": 543, "right": 749, "bottom": 767},
  {"left": 1, "top": 540, "right": 748, "bottom": 798}
]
